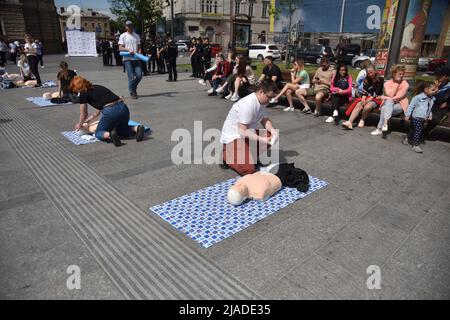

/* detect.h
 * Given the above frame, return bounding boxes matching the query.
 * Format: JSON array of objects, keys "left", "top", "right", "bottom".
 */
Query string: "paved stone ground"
[{"left": 0, "top": 55, "right": 449, "bottom": 299}]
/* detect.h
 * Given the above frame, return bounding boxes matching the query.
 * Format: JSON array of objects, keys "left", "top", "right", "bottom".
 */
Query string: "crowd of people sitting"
[{"left": 197, "top": 52, "right": 450, "bottom": 154}]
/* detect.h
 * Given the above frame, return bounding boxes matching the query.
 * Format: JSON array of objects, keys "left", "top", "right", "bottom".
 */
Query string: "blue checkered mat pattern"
[
  {"left": 150, "top": 176, "right": 328, "bottom": 248},
  {"left": 62, "top": 131, "right": 99, "bottom": 145},
  {"left": 26, "top": 97, "right": 72, "bottom": 107}
]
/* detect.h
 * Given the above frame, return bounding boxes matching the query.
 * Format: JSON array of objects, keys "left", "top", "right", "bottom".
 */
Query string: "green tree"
[{"left": 107, "top": 0, "right": 166, "bottom": 41}]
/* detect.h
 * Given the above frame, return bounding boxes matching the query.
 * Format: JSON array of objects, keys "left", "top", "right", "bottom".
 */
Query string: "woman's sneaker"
[
  {"left": 370, "top": 129, "right": 382, "bottom": 136},
  {"left": 216, "top": 85, "right": 225, "bottom": 93},
  {"left": 325, "top": 116, "right": 334, "bottom": 123},
  {"left": 230, "top": 93, "right": 240, "bottom": 102},
  {"left": 269, "top": 98, "right": 278, "bottom": 104},
  {"left": 302, "top": 108, "right": 312, "bottom": 114},
  {"left": 412, "top": 145, "right": 423, "bottom": 153},
  {"left": 135, "top": 125, "right": 145, "bottom": 142},
  {"left": 225, "top": 92, "right": 233, "bottom": 100},
  {"left": 207, "top": 88, "right": 214, "bottom": 94},
  {"left": 198, "top": 79, "right": 206, "bottom": 85},
  {"left": 342, "top": 121, "right": 353, "bottom": 130},
  {"left": 283, "top": 106, "right": 294, "bottom": 112},
  {"left": 358, "top": 120, "right": 365, "bottom": 128},
  {"left": 110, "top": 129, "right": 121, "bottom": 147}
]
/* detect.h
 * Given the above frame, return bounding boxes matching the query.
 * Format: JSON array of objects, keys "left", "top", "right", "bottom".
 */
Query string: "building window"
[
  {"left": 262, "top": 2, "right": 269, "bottom": 18},
  {"left": 249, "top": 3, "right": 254, "bottom": 17},
  {"left": 235, "top": 1, "right": 240, "bottom": 14},
  {"left": 201, "top": 0, "right": 216, "bottom": 13}
]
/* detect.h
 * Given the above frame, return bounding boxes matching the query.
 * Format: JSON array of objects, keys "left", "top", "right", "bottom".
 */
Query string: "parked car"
[
  {"left": 210, "top": 43, "right": 223, "bottom": 56},
  {"left": 417, "top": 57, "right": 430, "bottom": 71},
  {"left": 176, "top": 42, "right": 188, "bottom": 52},
  {"left": 335, "top": 44, "right": 361, "bottom": 65},
  {"left": 352, "top": 49, "right": 376, "bottom": 68},
  {"left": 428, "top": 58, "right": 448, "bottom": 73},
  {"left": 288, "top": 44, "right": 334, "bottom": 64},
  {"left": 249, "top": 44, "right": 282, "bottom": 61}
]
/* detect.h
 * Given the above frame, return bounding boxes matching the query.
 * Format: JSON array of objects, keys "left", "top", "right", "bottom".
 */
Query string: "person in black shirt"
[
  {"left": 56, "top": 61, "right": 77, "bottom": 99},
  {"left": 101, "top": 40, "right": 110, "bottom": 66},
  {"left": 148, "top": 40, "right": 157, "bottom": 73},
  {"left": 195, "top": 38, "right": 204, "bottom": 78},
  {"left": 202, "top": 37, "right": 212, "bottom": 78},
  {"left": 189, "top": 38, "right": 197, "bottom": 77},
  {"left": 156, "top": 39, "right": 166, "bottom": 74},
  {"left": 112, "top": 40, "right": 122, "bottom": 66},
  {"left": 70, "top": 76, "right": 146, "bottom": 147},
  {"left": 257, "top": 56, "right": 282, "bottom": 89},
  {"left": 164, "top": 37, "right": 178, "bottom": 82}
]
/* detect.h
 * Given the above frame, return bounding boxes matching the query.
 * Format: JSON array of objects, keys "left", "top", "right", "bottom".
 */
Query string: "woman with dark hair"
[
  {"left": 342, "top": 65, "right": 383, "bottom": 130},
  {"left": 326, "top": 64, "right": 352, "bottom": 124},
  {"left": 70, "top": 76, "right": 146, "bottom": 147},
  {"left": 189, "top": 38, "right": 197, "bottom": 77},
  {"left": 57, "top": 61, "right": 77, "bottom": 99},
  {"left": 23, "top": 34, "right": 42, "bottom": 87},
  {"left": 225, "top": 55, "right": 256, "bottom": 101}
]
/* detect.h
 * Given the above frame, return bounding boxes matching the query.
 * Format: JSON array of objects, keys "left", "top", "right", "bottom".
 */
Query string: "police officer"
[
  {"left": 156, "top": 38, "right": 166, "bottom": 74},
  {"left": 195, "top": 38, "right": 204, "bottom": 79},
  {"left": 164, "top": 37, "right": 178, "bottom": 82},
  {"left": 202, "top": 37, "right": 212, "bottom": 78},
  {"left": 149, "top": 39, "right": 158, "bottom": 73}
]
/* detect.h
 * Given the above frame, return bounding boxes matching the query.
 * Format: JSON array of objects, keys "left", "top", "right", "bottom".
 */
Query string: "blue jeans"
[
  {"left": 95, "top": 101, "right": 133, "bottom": 141},
  {"left": 212, "top": 77, "right": 224, "bottom": 91},
  {"left": 123, "top": 60, "right": 143, "bottom": 94}
]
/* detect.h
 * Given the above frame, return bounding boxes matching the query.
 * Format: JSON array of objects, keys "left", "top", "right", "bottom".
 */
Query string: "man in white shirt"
[
  {"left": 118, "top": 21, "right": 142, "bottom": 99},
  {"left": 220, "top": 79, "right": 279, "bottom": 175}
]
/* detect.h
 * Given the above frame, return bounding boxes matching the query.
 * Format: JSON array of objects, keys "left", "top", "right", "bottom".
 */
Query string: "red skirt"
[{"left": 345, "top": 97, "right": 382, "bottom": 117}]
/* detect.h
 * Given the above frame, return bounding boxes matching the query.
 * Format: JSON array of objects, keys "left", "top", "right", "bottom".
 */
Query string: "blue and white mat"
[
  {"left": 26, "top": 97, "right": 73, "bottom": 107},
  {"left": 150, "top": 176, "right": 328, "bottom": 248},
  {"left": 61, "top": 120, "right": 151, "bottom": 145}
]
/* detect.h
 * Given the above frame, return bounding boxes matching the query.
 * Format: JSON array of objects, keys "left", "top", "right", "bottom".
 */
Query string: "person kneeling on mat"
[
  {"left": 70, "top": 76, "right": 145, "bottom": 147},
  {"left": 220, "top": 79, "right": 279, "bottom": 176}
]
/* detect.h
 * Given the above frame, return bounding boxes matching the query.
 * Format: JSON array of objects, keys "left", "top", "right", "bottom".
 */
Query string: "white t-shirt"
[
  {"left": 24, "top": 42, "right": 37, "bottom": 56},
  {"left": 118, "top": 32, "right": 141, "bottom": 61},
  {"left": 220, "top": 93, "right": 268, "bottom": 144}
]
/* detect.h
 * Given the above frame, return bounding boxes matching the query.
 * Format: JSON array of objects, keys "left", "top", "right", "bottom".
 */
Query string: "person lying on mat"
[
  {"left": 69, "top": 76, "right": 146, "bottom": 147},
  {"left": 220, "top": 79, "right": 279, "bottom": 176}
]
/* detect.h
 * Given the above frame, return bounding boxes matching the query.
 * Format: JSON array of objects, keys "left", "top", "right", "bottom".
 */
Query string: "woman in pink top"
[
  {"left": 326, "top": 64, "right": 353, "bottom": 124},
  {"left": 371, "top": 64, "right": 409, "bottom": 137}
]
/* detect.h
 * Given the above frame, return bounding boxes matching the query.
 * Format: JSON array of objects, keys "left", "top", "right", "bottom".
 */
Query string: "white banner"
[{"left": 66, "top": 30, "right": 97, "bottom": 57}]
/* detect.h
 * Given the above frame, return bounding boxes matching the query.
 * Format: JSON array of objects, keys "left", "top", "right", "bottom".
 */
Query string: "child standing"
[{"left": 403, "top": 82, "right": 438, "bottom": 153}]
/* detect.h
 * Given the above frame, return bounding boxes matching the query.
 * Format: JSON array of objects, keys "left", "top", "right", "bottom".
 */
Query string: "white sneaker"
[
  {"left": 207, "top": 88, "right": 214, "bottom": 94},
  {"left": 41, "top": 66, "right": 44, "bottom": 69},
  {"left": 270, "top": 98, "right": 278, "bottom": 104},
  {"left": 325, "top": 116, "right": 334, "bottom": 123},
  {"left": 333, "top": 110, "right": 338, "bottom": 117},
  {"left": 230, "top": 93, "right": 240, "bottom": 102},
  {"left": 198, "top": 79, "right": 206, "bottom": 85},
  {"left": 216, "top": 85, "right": 225, "bottom": 93},
  {"left": 283, "top": 106, "right": 294, "bottom": 112},
  {"left": 370, "top": 129, "right": 382, "bottom": 136},
  {"left": 225, "top": 93, "right": 233, "bottom": 100}
]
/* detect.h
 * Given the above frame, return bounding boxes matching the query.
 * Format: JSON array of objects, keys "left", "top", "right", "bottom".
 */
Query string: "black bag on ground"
[
  {"left": 274, "top": 163, "right": 310, "bottom": 193},
  {"left": 50, "top": 97, "right": 70, "bottom": 104}
]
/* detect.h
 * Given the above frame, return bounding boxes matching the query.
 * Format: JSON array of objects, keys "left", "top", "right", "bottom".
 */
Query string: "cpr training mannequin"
[{"left": 227, "top": 171, "right": 282, "bottom": 206}]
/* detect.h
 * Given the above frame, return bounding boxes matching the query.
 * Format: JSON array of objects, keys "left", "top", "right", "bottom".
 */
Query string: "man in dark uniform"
[
  {"left": 164, "top": 37, "right": 178, "bottom": 82},
  {"left": 101, "top": 40, "right": 110, "bottom": 66},
  {"left": 202, "top": 37, "right": 212, "bottom": 78},
  {"left": 156, "top": 39, "right": 166, "bottom": 74},
  {"left": 112, "top": 40, "right": 122, "bottom": 66},
  {"left": 195, "top": 38, "right": 204, "bottom": 79},
  {"left": 149, "top": 39, "right": 158, "bottom": 73}
]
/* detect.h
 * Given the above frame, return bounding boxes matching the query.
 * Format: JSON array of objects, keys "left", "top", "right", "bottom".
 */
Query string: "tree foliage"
[{"left": 107, "top": 0, "right": 167, "bottom": 37}]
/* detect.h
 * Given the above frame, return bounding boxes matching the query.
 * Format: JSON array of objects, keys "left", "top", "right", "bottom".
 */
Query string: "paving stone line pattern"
[{"left": 0, "top": 103, "right": 258, "bottom": 300}]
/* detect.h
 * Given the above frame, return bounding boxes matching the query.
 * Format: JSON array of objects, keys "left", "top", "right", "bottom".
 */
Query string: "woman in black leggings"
[{"left": 24, "top": 34, "right": 42, "bottom": 87}]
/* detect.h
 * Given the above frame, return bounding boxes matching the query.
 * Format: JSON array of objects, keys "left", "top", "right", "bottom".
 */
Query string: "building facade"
[
  {"left": 58, "top": 7, "right": 112, "bottom": 41},
  {"left": 162, "top": 0, "right": 271, "bottom": 45},
  {"left": 0, "top": 0, "right": 62, "bottom": 53}
]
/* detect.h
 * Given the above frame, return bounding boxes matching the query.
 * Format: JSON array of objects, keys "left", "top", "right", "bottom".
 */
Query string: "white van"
[{"left": 248, "top": 44, "right": 281, "bottom": 61}]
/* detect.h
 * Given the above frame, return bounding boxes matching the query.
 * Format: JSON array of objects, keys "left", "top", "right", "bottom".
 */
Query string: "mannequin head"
[{"left": 227, "top": 181, "right": 249, "bottom": 206}]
